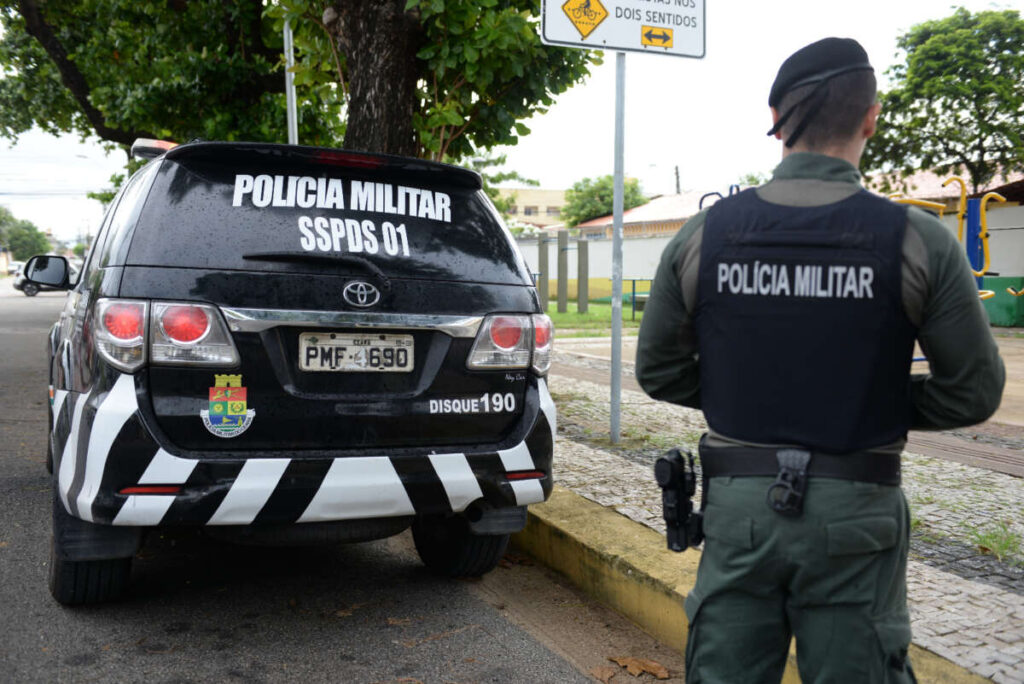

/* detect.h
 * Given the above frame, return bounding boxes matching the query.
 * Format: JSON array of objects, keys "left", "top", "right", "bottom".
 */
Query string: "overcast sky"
[{"left": 0, "top": 0, "right": 1014, "bottom": 243}]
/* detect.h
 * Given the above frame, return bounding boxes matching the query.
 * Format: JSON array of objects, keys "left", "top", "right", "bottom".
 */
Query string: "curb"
[{"left": 513, "top": 486, "right": 986, "bottom": 683}]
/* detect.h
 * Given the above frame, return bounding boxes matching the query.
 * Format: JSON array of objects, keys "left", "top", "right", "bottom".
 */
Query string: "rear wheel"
[
  {"left": 22, "top": 282, "right": 39, "bottom": 296},
  {"left": 412, "top": 515, "right": 509, "bottom": 578},
  {"left": 49, "top": 493, "right": 132, "bottom": 605}
]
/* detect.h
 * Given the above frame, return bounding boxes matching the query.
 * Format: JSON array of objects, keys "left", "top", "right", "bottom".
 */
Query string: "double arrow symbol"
[{"left": 644, "top": 29, "right": 670, "bottom": 43}]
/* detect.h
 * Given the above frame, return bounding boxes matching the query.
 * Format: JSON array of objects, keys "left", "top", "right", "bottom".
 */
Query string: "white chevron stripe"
[
  {"left": 299, "top": 457, "right": 415, "bottom": 523},
  {"left": 138, "top": 448, "right": 198, "bottom": 484},
  {"left": 207, "top": 459, "right": 290, "bottom": 525},
  {"left": 428, "top": 453, "right": 483, "bottom": 512},
  {"left": 51, "top": 389, "right": 68, "bottom": 429},
  {"left": 538, "top": 378, "right": 557, "bottom": 444},
  {"left": 58, "top": 392, "right": 88, "bottom": 512},
  {"left": 76, "top": 374, "right": 139, "bottom": 522},
  {"left": 497, "top": 441, "right": 534, "bottom": 471},
  {"left": 509, "top": 479, "right": 545, "bottom": 506},
  {"left": 112, "top": 495, "right": 176, "bottom": 526}
]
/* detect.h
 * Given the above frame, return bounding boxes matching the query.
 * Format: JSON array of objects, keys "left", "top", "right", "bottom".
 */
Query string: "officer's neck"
[{"left": 782, "top": 137, "right": 866, "bottom": 169}]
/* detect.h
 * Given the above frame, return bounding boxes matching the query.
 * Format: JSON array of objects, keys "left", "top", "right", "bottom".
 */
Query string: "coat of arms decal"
[{"left": 200, "top": 374, "right": 255, "bottom": 438}]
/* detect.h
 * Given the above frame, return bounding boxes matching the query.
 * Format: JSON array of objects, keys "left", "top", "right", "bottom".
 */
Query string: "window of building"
[
  {"left": 524, "top": 206, "right": 538, "bottom": 216},
  {"left": 508, "top": 205, "right": 518, "bottom": 214},
  {"left": 546, "top": 206, "right": 561, "bottom": 217}
]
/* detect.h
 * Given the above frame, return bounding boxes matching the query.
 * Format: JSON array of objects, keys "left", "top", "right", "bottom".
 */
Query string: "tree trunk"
[{"left": 327, "top": 1, "right": 423, "bottom": 157}]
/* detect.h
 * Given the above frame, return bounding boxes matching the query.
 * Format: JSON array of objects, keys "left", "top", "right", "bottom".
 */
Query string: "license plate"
[{"left": 298, "top": 332, "right": 414, "bottom": 372}]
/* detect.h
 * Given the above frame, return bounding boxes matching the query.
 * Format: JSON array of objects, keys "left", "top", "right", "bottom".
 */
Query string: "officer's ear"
[
  {"left": 861, "top": 102, "right": 882, "bottom": 140},
  {"left": 770, "top": 107, "right": 784, "bottom": 140}
]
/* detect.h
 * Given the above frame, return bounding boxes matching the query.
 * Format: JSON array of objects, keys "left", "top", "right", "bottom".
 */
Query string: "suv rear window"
[{"left": 125, "top": 150, "right": 529, "bottom": 284}]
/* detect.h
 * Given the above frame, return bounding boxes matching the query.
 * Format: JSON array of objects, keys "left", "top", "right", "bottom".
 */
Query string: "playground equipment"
[{"left": 891, "top": 176, "right": 1009, "bottom": 302}]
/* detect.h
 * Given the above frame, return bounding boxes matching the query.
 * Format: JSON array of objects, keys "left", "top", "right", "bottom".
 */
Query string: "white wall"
[{"left": 515, "top": 205, "right": 1024, "bottom": 282}]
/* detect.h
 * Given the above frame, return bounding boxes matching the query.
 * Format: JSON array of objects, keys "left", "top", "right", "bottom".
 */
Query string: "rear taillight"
[
  {"left": 159, "top": 305, "right": 209, "bottom": 343},
  {"left": 490, "top": 316, "right": 525, "bottom": 349},
  {"left": 93, "top": 299, "right": 240, "bottom": 372},
  {"left": 150, "top": 302, "right": 239, "bottom": 366},
  {"left": 95, "top": 299, "right": 148, "bottom": 372},
  {"left": 531, "top": 314, "right": 553, "bottom": 374},
  {"left": 467, "top": 313, "right": 554, "bottom": 374},
  {"left": 468, "top": 315, "right": 532, "bottom": 369}
]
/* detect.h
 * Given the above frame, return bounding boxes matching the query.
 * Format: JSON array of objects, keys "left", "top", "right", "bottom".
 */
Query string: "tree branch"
[{"left": 16, "top": 0, "right": 153, "bottom": 145}]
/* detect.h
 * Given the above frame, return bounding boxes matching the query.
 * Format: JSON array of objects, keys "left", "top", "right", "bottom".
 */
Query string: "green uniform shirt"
[{"left": 636, "top": 152, "right": 1005, "bottom": 452}]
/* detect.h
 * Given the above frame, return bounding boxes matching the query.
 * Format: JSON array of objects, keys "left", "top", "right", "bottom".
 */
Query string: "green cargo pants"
[{"left": 684, "top": 476, "right": 916, "bottom": 683}]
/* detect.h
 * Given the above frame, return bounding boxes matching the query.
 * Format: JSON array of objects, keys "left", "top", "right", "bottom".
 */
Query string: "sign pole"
[
  {"left": 539, "top": 0, "right": 705, "bottom": 444},
  {"left": 284, "top": 19, "right": 298, "bottom": 145},
  {"left": 610, "top": 51, "right": 625, "bottom": 444}
]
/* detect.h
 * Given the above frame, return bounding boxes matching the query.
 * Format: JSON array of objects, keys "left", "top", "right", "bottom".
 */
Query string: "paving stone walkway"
[{"left": 546, "top": 368, "right": 1024, "bottom": 683}]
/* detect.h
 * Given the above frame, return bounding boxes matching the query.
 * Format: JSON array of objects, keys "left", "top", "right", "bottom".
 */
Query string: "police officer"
[{"left": 636, "top": 37, "right": 1005, "bottom": 683}]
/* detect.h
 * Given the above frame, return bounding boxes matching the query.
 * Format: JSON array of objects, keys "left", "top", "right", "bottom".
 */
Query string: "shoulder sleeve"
[
  {"left": 635, "top": 211, "right": 706, "bottom": 407},
  {"left": 907, "top": 208, "right": 1006, "bottom": 429}
]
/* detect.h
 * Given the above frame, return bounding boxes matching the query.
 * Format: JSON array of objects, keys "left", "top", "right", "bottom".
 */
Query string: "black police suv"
[{"left": 24, "top": 140, "right": 555, "bottom": 605}]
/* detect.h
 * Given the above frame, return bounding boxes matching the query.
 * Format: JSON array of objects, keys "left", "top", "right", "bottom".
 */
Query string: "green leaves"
[
  {"left": 562, "top": 176, "right": 648, "bottom": 228},
  {"left": 0, "top": 207, "right": 51, "bottom": 260},
  {"left": 863, "top": 8, "right": 1024, "bottom": 194},
  {"left": 1, "top": 0, "right": 344, "bottom": 147}
]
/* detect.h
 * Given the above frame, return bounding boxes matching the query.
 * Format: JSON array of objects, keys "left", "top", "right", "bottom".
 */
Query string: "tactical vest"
[{"left": 695, "top": 188, "right": 916, "bottom": 453}]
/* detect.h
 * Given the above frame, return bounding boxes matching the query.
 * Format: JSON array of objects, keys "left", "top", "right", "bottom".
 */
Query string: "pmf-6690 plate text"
[{"left": 299, "top": 333, "right": 414, "bottom": 372}]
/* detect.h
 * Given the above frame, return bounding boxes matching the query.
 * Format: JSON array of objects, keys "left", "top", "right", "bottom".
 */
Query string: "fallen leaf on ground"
[
  {"left": 591, "top": 665, "right": 619, "bottom": 683},
  {"left": 608, "top": 656, "right": 670, "bottom": 679},
  {"left": 387, "top": 617, "right": 412, "bottom": 626},
  {"left": 498, "top": 553, "right": 534, "bottom": 569},
  {"left": 0, "top": 541, "right": 8, "bottom": 548}
]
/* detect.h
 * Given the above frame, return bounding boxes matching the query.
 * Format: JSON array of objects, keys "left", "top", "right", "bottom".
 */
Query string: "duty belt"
[
  {"left": 699, "top": 444, "right": 901, "bottom": 486},
  {"left": 698, "top": 439, "right": 901, "bottom": 516}
]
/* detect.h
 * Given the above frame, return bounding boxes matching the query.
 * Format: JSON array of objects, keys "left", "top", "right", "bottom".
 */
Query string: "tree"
[
  {"left": 561, "top": 176, "right": 647, "bottom": 227},
  {"left": 738, "top": 171, "right": 769, "bottom": 187},
  {"left": 862, "top": 8, "right": 1024, "bottom": 194},
  {"left": 269, "top": 1, "right": 598, "bottom": 159},
  {"left": 2, "top": 213, "right": 51, "bottom": 259},
  {"left": 4, "top": 1, "right": 597, "bottom": 164},
  {"left": 0, "top": 0, "right": 342, "bottom": 148}
]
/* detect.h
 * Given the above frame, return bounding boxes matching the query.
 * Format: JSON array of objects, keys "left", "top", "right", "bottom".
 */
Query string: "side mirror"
[{"left": 25, "top": 255, "right": 70, "bottom": 289}]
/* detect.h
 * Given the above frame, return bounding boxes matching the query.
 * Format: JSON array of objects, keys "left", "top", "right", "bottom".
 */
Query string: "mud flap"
[{"left": 53, "top": 489, "right": 141, "bottom": 561}]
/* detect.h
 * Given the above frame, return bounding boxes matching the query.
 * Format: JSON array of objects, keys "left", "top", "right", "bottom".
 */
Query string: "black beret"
[{"left": 769, "top": 37, "right": 873, "bottom": 107}]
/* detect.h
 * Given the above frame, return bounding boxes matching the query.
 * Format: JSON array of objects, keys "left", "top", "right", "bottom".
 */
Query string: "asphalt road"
[{"left": 0, "top": 287, "right": 685, "bottom": 683}]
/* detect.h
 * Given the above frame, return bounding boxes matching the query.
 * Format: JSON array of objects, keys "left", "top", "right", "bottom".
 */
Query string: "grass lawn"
[{"left": 544, "top": 302, "right": 644, "bottom": 336}]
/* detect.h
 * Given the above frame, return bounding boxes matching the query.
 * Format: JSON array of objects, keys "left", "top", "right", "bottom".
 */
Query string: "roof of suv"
[{"left": 161, "top": 141, "right": 483, "bottom": 191}]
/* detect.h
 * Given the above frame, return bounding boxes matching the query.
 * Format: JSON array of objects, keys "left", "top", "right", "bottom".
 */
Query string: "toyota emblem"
[{"left": 342, "top": 281, "right": 381, "bottom": 308}]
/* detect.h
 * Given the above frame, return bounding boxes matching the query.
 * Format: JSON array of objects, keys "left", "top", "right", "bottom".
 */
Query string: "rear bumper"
[{"left": 51, "top": 371, "right": 556, "bottom": 527}]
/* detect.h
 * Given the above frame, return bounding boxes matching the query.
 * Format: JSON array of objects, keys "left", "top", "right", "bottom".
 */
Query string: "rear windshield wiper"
[{"left": 242, "top": 251, "right": 391, "bottom": 290}]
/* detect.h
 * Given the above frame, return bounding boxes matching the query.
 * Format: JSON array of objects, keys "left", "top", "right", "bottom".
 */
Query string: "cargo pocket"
[
  {"left": 874, "top": 617, "right": 917, "bottom": 683},
  {"left": 826, "top": 516, "right": 897, "bottom": 556},
  {"left": 702, "top": 504, "right": 754, "bottom": 550}
]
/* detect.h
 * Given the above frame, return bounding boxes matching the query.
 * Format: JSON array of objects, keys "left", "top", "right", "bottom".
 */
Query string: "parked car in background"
[
  {"left": 7, "top": 260, "right": 24, "bottom": 276},
  {"left": 24, "top": 139, "right": 555, "bottom": 605}
]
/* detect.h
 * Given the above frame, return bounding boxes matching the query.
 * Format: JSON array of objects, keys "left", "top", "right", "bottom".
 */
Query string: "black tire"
[
  {"left": 412, "top": 515, "right": 509, "bottom": 578},
  {"left": 49, "top": 494, "right": 132, "bottom": 605},
  {"left": 23, "top": 282, "right": 39, "bottom": 296}
]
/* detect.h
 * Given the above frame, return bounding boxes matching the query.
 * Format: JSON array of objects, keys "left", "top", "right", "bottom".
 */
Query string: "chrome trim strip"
[{"left": 220, "top": 307, "right": 484, "bottom": 338}]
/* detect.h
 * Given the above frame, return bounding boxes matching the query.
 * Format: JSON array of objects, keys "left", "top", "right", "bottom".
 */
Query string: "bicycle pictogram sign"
[{"left": 562, "top": 0, "right": 608, "bottom": 39}]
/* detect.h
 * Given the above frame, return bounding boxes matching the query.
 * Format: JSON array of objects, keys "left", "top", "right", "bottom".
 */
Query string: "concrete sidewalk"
[
  {"left": 513, "top": 341, "right": 1024, "bottom": 683},
  {"left": 515, "top": 487, "right": 986, "bottom": 683}
]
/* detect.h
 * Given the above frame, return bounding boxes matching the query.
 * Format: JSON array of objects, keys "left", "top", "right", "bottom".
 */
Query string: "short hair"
[{"left": 775, "top": 70, "right": 877, "bottom": 149}]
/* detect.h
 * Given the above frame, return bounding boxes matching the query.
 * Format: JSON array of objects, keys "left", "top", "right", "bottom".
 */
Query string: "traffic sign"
[{"left": 542, "top": 0, "right": 705, "bottom": 59}]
